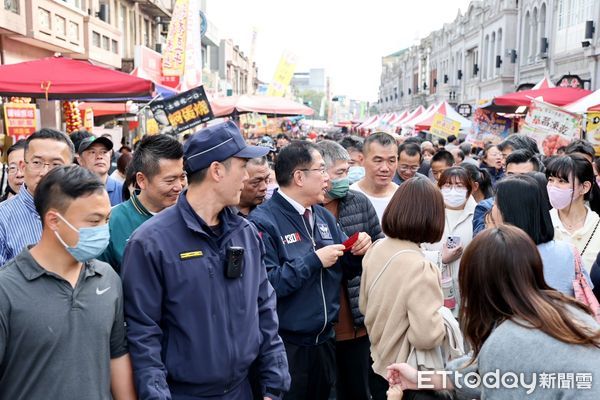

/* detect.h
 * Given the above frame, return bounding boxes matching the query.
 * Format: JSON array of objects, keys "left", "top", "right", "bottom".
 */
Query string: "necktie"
[{"left": 303, "top": 209, "right": 313, "bottom": 232}]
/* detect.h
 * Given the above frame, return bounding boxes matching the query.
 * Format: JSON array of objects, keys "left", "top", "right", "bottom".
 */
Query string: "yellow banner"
[
  {"left": 430, "top": 113, "right": 461, "bottom": 138},
  {"left": 162, "top": 0, "right": 189, "bottom": 77},
  {"left": 267, "top": 52, "right": 297, "bottom": 97},
  {"left": 586, "top": 112, "right": 600, "bottom": 156}
]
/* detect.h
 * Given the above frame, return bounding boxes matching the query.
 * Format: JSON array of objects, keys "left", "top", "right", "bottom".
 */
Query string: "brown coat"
[{"left": 359, "top": 238, "right": 445, "bottom": 378}]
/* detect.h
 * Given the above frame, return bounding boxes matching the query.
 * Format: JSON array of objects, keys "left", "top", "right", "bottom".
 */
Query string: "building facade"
[{"left": 378, "top": 0, "right": 600, "bottom": 112}]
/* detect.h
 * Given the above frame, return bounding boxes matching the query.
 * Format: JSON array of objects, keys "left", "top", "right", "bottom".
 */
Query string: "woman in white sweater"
[
  {"left": 545, "top": 154, "right": 600, "bottom": 271},
  {"left": 423, "top": 167, "right": 476, "bottom": 315}
]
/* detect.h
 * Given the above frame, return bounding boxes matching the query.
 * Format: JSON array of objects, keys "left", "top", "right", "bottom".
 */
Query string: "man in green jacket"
[{"left": 100, "top": 135, "right": 185, "bottom": 272}]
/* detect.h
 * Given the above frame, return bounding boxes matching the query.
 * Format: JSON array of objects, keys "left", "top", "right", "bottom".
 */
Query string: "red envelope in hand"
[{"left": 343, "top": 232, "right": 360, "bottom": 252}]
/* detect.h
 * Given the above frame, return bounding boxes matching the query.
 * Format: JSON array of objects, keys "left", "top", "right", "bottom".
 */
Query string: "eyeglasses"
[
  {"left": 297, "top": 168, "right": 327, "bottom": 175},
  {"left": 25, "top": 160, "right": 65, "bottom": 172},
  {"left": 398, "top": 165, "right": 419, "bottom": 172},
  {"left": 7, "top": 164, "right": 19, "bottom": 175}
]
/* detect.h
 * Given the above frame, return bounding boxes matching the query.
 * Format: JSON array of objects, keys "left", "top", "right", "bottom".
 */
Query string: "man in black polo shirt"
[{"left": 0, "top": 165, "right": 136, "bottom": 400}]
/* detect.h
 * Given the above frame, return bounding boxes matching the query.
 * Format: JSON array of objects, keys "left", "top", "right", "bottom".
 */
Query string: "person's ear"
[
  {"left": 581, "top": 180, "right": 592, "bottom": 195},
  {"left": 209, "top": 162, "right": 223, "bottom": 182},
  {"left": 136, "top": 172, "right": 148, "bottom": 191},
  {"left": 293, "top": 169, "right": 305, "bottom": 188},
  {"left": 472, "top": 181, "right": 480, "bottom": 193},
  {"left": 45, "top": 210, "right": 61, "bottom": 231}
]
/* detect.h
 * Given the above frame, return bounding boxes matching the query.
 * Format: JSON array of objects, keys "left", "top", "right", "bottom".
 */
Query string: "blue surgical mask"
[
  {"left": 54, "top": 213, "right": 110, "bottom": 262},
  {"left": 347, "top": 166, "right": 365, "bottom": 184}
]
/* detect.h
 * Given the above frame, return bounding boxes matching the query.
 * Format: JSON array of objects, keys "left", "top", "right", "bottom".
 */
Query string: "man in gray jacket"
[{"left": 318, "top": 140, "right": 385, "bottom": 400}]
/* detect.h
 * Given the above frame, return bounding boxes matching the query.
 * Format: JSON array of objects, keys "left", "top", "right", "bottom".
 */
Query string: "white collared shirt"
[
  {"left": 278, "top": 189, "right": 314, "bottom": 230},
  {"left": 550, "top": 206, "right": 600, "bottom": 272}
]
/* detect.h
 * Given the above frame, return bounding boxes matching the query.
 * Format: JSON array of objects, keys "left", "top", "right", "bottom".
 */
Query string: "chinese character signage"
[
  {"left": 162, "top": 0, "right": 189, "bottom": 77},
  {"left": 467, "top": 108, "right": 511, "bottom": 147},
  {"left": 430, "top": 113, "right": 461, "bottom": 138},
  {"left": 521, "top": 99, "right": 582, "bottom": 157},
  {"left": 3, "top": 103, "right": 37, "bottom": 140},
  {"left": 150, "top": 85, "right": 214, "bottom": 133}
]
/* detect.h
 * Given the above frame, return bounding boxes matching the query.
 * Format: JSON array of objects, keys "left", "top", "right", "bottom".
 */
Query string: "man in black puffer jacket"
[{"left": 317, "top": 140, "right": 385, "bottom": 400}]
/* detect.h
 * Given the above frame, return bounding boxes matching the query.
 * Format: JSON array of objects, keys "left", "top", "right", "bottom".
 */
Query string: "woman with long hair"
[
  {"left": 387, "top": 225, "right": 600, "bottom": 398},
  {"left": 489, "top": 173, "right": 592, "bottom": 295},
  {"left": 360, "top": 176, "right": 447, "bottom": 400},
  {"left": 546, "top": 154, "right": 600, "bottom": 270}
]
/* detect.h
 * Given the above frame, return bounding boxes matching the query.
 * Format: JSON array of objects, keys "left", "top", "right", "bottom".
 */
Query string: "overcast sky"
[{"left": 208, "top": 0, "right": 472, "bottom": 102}]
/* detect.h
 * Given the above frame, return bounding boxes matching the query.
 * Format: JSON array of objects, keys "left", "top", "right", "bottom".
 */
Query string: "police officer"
[
  {"left": 248, "top": 141, "right": 371, "bottom": 400},
  {"left": 121, "top": 121, "right": 291, "bottom": 400}
]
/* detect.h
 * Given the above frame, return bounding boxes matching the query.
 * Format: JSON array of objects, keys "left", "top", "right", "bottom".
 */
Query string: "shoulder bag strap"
[
  {"left": 581, "top": 219, "right": 600, "bottom": 256},
  {"left": 367, "top": 249, "right": 422, "bottom": 298}
]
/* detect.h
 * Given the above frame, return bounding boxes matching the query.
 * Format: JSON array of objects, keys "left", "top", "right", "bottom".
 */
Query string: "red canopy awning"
[
  {"left": 492, "top": 87, "right": 591, "bottom": 107},
  {"left": 0, "top": 56, "right": 153, "bottom": 99},
  {"left": 78, "top": 102, "right": 134, "bottom": 117},
  {"left": 211, "top": 95, "right": 315, "bottom": 117}
]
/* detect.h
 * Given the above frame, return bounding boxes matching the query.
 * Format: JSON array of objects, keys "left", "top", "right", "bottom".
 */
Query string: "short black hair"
[
  {"left": 494, "top": 174, "right": 554, "bottom": 245},
  {"left": 431, "top": 150, "right": 454, "bottom": 167},
  {"left": 68, "top": 130, "right": 92, "bottom": 154},
  {"left": 404, "top": 137, "right": 424, "bottom": 145},
  {"left": 497, "top": 134, "right": 540, "bottom": 154},
  {"left": 363, "top": 132, "right": 397, "bottom": 155},
  {"left": 505, "top": 149, "right": 543, "bottom": 172},
  {"left": 275, "top": 141, "right": 319, "bottom": 187},
  {"left": 27, "top": 128, "right": 75, "bottom": 158},
  {"left": 6, "top": 139, "right": 26, "bottom": 157},
  {"left": 338, "top": 135, "right": 364, "bottom": 153},
  {"left": 129, "top": 134, "right": 183, "bottom": 181},
  {"left": 565, "top": 139, "right": 595, "bottom": 161},
  {"left": 398, "top": 143, "right": 422, "bottom": 161},
  {"left": 437, "top": 138, "right": 447, "bottom": 147},
  {"left": 276, "top": 133, "right": 291, "bottom": 141},
  {"left": 447, "top": 135, "right": 457, "bottom": 143},
  {"left": 34, "top": 165, "right": 105, "bottom": 226},
  {"left": 460, "top": 162, "right": 493, "bottom": 198}
]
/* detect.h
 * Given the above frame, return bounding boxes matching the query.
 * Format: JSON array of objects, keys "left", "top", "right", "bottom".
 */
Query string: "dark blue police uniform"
[{"left": 121, "top": 121, "right": 290, "bottom": 400}]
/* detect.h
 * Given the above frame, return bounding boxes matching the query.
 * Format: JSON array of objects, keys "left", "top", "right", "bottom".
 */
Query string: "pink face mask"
[{"left": 547, "top": 185, "right": 574, "bottom": 210}]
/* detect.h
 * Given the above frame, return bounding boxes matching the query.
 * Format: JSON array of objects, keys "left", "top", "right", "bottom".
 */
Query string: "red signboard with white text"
[{"left": 3, "top": 103, "right": 37, "bottom": 141}]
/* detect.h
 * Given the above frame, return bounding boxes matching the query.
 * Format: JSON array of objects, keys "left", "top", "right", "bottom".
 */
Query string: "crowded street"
[{"left": 0, "top": 0, "right": 599, "bottom": 399}]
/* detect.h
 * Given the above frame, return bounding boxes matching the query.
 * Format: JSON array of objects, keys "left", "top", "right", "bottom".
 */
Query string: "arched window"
[
  {"left": 532, "top": 7, "right": 538, "bottom": 58},
  {"left": 490, "top": 32, "right": 496, "bottom": 78},
  {"left": 497, "top": 29, "right": 503, "bottom": 73},
  {"left": 523, "top": 11, "right": 531, "bottom": 63},
  {"left": 484, "top": 35, "right": 490, "bottom": 78},
  {"left": 539, "top": 3, "right": 547, "bottom": 47}
]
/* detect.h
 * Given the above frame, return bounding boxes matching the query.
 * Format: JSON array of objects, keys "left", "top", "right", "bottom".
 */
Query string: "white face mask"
[{"left": 441, "top": 187, "right": 467, "bottom": 208}]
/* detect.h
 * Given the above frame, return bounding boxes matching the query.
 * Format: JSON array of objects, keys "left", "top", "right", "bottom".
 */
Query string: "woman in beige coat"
[{"left": 359, "top": 176, "right": 447, "bottom": 400}]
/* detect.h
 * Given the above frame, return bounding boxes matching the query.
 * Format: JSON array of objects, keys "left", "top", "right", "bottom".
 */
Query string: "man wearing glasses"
[
  {"left": 1, "top": 140, "right": 26, "bottom": 202},
  {"left": 248, "top": 141, "right": 371, "bottom": 399},
  {"left": 77, "top": 136, "right": 123, "bottom": 206},
  {"left": 392, "top": 142, "right": 427, "bottom": 185},
  {"left": 0, "top": 128, "right": 74, "bottom": 265}
]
